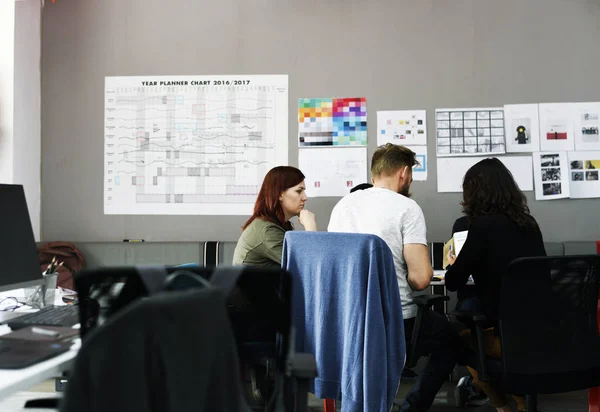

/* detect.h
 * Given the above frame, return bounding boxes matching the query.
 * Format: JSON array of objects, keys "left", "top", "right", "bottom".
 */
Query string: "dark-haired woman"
[
  {"left": 233, "top": 166, "right": 317, "bottom": 268},
  {"left": 445, "top": 158, "right": 546, "bottom": 412}
]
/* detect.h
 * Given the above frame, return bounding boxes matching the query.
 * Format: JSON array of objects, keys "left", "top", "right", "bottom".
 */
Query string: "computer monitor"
[{"left": 0, "top": 184, "right": 43, "bottom": 292}]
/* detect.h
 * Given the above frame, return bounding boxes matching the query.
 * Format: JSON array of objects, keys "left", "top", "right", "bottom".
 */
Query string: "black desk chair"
[
  {"left": 455, "top": 255, "right": 600, "bottom": 411},
  {"left": 70, "top": 265, "right": 315, "bottom": 412}
]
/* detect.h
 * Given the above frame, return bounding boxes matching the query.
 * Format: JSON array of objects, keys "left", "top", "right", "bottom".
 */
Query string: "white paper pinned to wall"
[
  {"left": 436, "top": 156, "right": 533, "bottom": 193},
  {"left": 572, "top": 102, "right": 600, "bottom": 151},
  {"left": 406, "top": 145, "right": 428, "bottom": 181},
  {"left": 538, "top": 103, "right": 575, "bottom": 152},
  {"left": 298, "top": 147, "right": 367, "bottom": 197},
  {"left": 504, "top": 104, "right": 540, "bottom": 153},
  {"left": 567, "top": 151, "right": 600, "bottom": 199},
  {"left": 377, "top": 110, "right": 427, "bottom": 146},
  {"left": 532, "top": 152, "right": 570, "bottom": 200}
]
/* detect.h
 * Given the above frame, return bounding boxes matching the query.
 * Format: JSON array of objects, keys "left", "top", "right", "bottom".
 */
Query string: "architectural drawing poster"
[
  {"left": 377, "top": 110, "right": 427, "bottom": 146},
  {"left": 568, "top": 151, "right": 600, "bottom": 199},
  {"left": 435, "top": 107, "right": 505, "bottom": 156},
  {"left": 532, "top": 152, "right": 570, "bottom": 200},
  {"left": 503, "top": 103, "right": 540, "bottom": 153},
  {"left": 298, "top": 147, "right": 367, "bottom": 197},
  {"left": 298, "top": 97, "right": 367, "bottom": 147},
  {"left": 104, "top": 75, "right": 289, "bottom": 215}
]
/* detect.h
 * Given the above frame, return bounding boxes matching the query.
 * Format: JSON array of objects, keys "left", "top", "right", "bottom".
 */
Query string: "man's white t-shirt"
[{"left": 327, "top": 187, "right": 428, "bottom": 319}]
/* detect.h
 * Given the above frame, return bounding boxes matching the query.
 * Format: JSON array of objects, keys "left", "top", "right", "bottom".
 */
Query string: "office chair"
[
  {"left": 63, "top": 286, "right": 252, "bottom": 411},
  {"left": 454, "top": 255, "right": 600, "bottom": 411},
  {"left": 282, "top": 231, "right": 447, "bottom": 412},
  {"left": 73, "top": 265, "right": 315, "bottom": 412}
]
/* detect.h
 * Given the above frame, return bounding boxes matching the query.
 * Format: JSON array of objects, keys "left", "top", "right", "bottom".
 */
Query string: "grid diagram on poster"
[
  {"left": 104, "top": 75, "right": 289, "bottom": 215},
  {"left": 436, "top": 108, "right": 505, "bottom": 156},
  {"left": 298, "top": 97, "right": 367, "bottom": 147}
]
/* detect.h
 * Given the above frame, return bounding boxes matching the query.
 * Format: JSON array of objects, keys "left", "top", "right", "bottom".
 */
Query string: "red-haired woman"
[{"left": 233, "top": 166, "right": 317, "bottom": 268}]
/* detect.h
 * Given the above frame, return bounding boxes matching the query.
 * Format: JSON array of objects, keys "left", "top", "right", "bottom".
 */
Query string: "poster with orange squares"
[{"left": 298, "top": 97, "right": 367, "bottom": 147}]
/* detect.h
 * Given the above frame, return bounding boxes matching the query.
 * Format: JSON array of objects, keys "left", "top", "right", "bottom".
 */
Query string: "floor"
[
  {"left": 0, "top": 379, "right": 590, "bottom": 411},
  {"left": 306, "top": 381, "right": 589, "bottom": 411}
]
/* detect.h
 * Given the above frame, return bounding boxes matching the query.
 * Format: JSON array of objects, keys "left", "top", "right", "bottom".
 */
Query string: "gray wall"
[{"left": 41, "top": 0, "right": 600, "bottom": 243}]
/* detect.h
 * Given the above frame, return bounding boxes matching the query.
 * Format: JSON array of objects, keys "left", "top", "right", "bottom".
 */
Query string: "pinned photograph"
[
  {"left": 546, "top": 123, "right": 568, "bottom": 140},
  {"left": 542, "top": 183, "right": 562, "bottom": 196},
  {"left": 540, "top": 154, "right": 560, "bottom": 167},
  {"left": 572, "top": 172, "right": 584, "bottom": 181},
  {"left": 541, "top": 168, "right": 561, "bottom": 182},
  {"left": 585, "top": 160, "right": 600, "bottom": 169},
  {"left": 570, "top": 160, "right": 584, "bottom": 170},
  {"left": 512, "top": 119, "right": 531, "bottom": 145},
  {"left": 586, "top": 171, "right": 599, "bottom": 181}
]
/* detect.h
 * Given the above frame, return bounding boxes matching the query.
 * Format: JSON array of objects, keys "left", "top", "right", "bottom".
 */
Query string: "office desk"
[
  {"left": 0, "top": 328, "right": 78, "bottom": 400},
  {"left": 428, "top": 270, "right": 474, "bottom": 314},
  {"left": 0, "top": 291, "right": 79, "bottom": 401}
]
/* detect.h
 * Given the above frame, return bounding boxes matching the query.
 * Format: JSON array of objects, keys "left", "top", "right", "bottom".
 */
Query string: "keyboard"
[{"left": 6, "top": 305, "right": 79, "bottom": 330}]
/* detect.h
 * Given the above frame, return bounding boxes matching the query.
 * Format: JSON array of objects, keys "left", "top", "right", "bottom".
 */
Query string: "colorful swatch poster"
[{"left": 298, "top": 97, "right": 367, "bottom": 147}]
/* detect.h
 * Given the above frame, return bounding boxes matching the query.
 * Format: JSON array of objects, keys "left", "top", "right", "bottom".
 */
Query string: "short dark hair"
[
  {"left": 461, "top": 158, "right": 535, "bottom": 231},
  {"left": 371, "top": 144, "right": 419, "bottom": 178}
]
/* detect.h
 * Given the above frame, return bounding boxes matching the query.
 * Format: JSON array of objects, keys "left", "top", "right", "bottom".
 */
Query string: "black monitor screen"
[{"left": 0, "top": 184, "right": 42, "bottom": 291}]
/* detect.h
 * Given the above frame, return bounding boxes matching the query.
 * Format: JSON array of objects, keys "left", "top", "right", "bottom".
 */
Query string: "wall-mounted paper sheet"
[
  {"left": 504, "top": 104, "right": 540, "bottom": 153},
  {"left": 436, "top": 107, "right": 506, "bottom": 156},
  {"left": 572, "top": 102, "right": 600, "bottom": 151},
  {"left": 532, "top": 152, "right": 570, "bottom": 200},
  {"left": 567, "top": 151, "right": 600, "bottom": 199},
  {"left": 406, "top": 145, "right": 428, "bottom": 181},
  {"left": 539, "top": 103, "right": 575, "bottom": 152},
  {"left": 437, "top": 156, "right": 533, "bottom": 193},
  {"left": 377, "top": 110, "right": 427, "bottom": 146},
  {"left": 299, "top": 147, "right": 367, "bottom": 197}
]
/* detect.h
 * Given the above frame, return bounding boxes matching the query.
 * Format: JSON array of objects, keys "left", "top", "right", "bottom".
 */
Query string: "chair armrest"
[
  {"left": 452, "top": 310, "right": 487, "bottom": 323},
  {"left": 289, "top": 353, "right": 317, "bottom": 379},
  {"left": 412, "top": 294, "right": 449, "bottom": 307},
  {"left": 289, "top": 353, "right": 317, "bottom": 412},
  {"left": 406, "top": 296, "right": 448, "bottom": 369}
]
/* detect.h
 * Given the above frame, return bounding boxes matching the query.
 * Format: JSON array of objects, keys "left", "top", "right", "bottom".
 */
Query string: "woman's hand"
[
  {"left": 447, "top": 246, "right": 457, "bottom": 267},
  {"left": 299, "top": 209, "right": 317, "bottom": 231}
]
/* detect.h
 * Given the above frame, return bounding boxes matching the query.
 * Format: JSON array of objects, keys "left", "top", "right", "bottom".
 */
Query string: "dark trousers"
[{"left": 400, "top": 311, "right": 461, "bottom": 412}]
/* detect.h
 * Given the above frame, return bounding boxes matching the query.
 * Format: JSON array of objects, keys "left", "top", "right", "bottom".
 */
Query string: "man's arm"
[
  {"left": 403, "top": 243, "right": 433, "bottom": 291},
  {"left": 402, "top": 204, "right": 433, "bottom": 291}
]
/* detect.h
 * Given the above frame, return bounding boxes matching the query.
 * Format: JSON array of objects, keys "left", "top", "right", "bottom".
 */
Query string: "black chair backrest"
[
  {"left": 74, "top": 265, "right": 291, "bottom": 371},
  {"left": 499, "top": 255, "right": 600, "bottom": 394}
]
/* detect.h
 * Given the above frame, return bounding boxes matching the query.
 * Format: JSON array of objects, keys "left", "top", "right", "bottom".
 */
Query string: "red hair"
[{"left": 242, "top": 166, "right": 305, "bottom": 231}]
